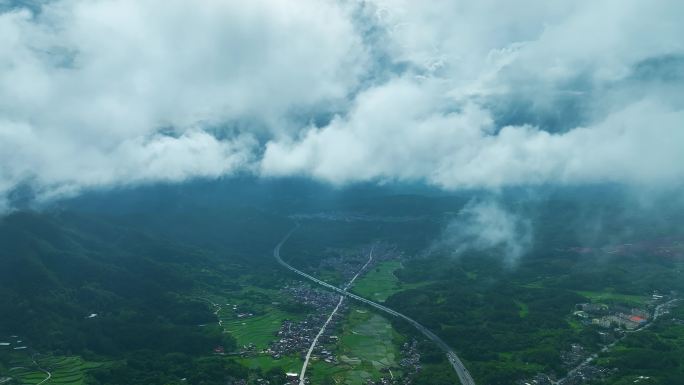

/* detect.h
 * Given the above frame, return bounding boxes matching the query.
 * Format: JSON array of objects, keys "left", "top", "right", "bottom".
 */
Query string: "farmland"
[
  {"left": 6, "top": 353, "right": 108, "bottom": 385},
  {"left": 308, "top": 307, "right": 403, "bottom": 385}
]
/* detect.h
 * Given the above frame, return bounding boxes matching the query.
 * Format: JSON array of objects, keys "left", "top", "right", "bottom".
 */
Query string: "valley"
[{"left": 2, "top": 182, "right": 684, "bottom": 385}]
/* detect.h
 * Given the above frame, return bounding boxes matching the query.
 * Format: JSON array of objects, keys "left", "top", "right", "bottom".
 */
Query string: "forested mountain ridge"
[{"left": 0, "top": 210, "right": 229, "bottom": 356}]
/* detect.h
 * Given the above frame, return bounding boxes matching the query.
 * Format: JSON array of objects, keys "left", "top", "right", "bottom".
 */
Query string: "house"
[
  {"left": 578, "top": 303, "right": 608, "bottom": 314},
  {"left": 285, "top": 373, "right": 299, "bottom": 384},
  {"left": 598, "top": 317, "right": 612, "bottom": 328},
  {"left": 574, "top": 310, "right": 589, "bottom": 319},
  {"left": 631, "top": 308, "right": 649, "bottom": 319}
]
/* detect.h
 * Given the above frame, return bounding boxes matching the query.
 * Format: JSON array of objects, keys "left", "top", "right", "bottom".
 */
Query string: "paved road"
[
  {"left": 299, "top": 294, "right": 345, "bottom": 385},
  {"left": 552, "top": 297, "right": 681, "bottom": 385},
  {"left": 299, "top": 247, "right": 374, "bottom": 385},
  {"left": 274, "top": 228, "right": 476, "bottom": 385}
]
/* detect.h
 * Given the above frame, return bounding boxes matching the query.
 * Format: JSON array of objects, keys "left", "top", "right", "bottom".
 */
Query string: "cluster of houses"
[
  {"left": 559, "top": 365, "right": 616, "bottom": 385},
  {"left": 267, "top": 285, "right": 344, "bottom": 361},
  {"left": 365, "top": 340, "right": 422, "bottom": 385},
  {"left": 560, "top": 344, "right": 585, "bottom": 367},
  {"left": 0, "top": 336, "right": 27, "bottom": 351},
  {"left": 267, "top": 313, "right": 342, "bottom": 363},
  {"left": 574, "top": 303, "right": 649, "bottom": 330},
  {"left": 519, "top": 292, "right": 675, "bottom": 385},
  {"left": 519, "top": 357, "right": 615, "bottom": 385},
  {"left": 0, "top": 336, "right": 29, "bottom": 385}
]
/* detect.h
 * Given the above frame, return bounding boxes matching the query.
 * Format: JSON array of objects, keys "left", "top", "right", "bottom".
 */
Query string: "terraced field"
[{"left": 6, "top": 354, "right": 108, "bottom": 385}]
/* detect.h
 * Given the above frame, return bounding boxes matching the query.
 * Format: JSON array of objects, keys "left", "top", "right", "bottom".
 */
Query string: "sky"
[{"left": 1, "top": 0, "right": 683, "bottom": 210}]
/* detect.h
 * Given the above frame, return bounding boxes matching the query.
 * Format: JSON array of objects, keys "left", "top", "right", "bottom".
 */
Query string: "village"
[
  {"left": 226, "top": 245, "right": 424, "bottom": 385},
  {"left": 0, "top": 335, "right": 28, "bottom": 352},
  {"left": 519, "top": 290, "right": 679, "bottom": 385},
  {"left": 573, "top": 302, "right": 650, "bottom": 331},
  {"left": 363, "top": 340, "right": 422, "bottom": 385},
  {"left": 267, "top": 284, "right": 345, "bottom": 363},
  {"left": 0, "top": 335, "right": 28, "bottom": 385}
]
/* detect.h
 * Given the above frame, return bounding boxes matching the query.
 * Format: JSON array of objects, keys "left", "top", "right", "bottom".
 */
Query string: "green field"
[
  {"left": 514, "top": 300, "right": 529, "bottom": 318},
  {"left": 309, "top": 307, "right": 402, "bottom": 385},
  {"left": 577, "top": 290, "right": 648, "bottom": 306},
  {"left": 352, "top": 261, "right": 406, "bottom": 302},
  {"left": 222, "top": 309, "right": 295, "bottom": 349},
  {"left": 205, "top": 286, "right": 305, "bottom": 350},
  {"left": 238, "top": 354, "right": 302, "bottom": 373},
  {"left": 5, "top": 354, "right": 109, "bottom": 385}
]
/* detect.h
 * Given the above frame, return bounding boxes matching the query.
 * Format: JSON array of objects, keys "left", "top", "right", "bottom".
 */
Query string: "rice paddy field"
[
  {"left": 308, "top": 307, "right": 403, "bottom": 385},
  {"left": 5, "top": 353, "right": 109, "bottom": 385}
]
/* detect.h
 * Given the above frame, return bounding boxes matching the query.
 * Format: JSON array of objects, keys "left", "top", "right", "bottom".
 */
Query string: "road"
[
  {"left": 274, "top": 228, "right": 476, "bottom": 385},
  {"left": 299, "top": 294, "right": 345, "bottom": 385},
  {"left": 299, "top": 246, "right": 374, "bottom": 385},
  {"left": 31, "top": 354, "right": 51, "bottom": 385},
  {"left": 552, "top": 297, "right": 681, "bottom": 385},
  {"left": 198, "top": 297, "right": 224, "bottom": 327}
]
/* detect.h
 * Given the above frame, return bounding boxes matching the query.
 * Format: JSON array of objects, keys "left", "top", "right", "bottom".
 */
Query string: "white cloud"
[
  {"left": 262, "top": 78, "right": 684, "bottom": 188},
  {"left": 0, "top": 0, "right": 366, "bottom": 203},
  {"left": 1, "top": 0, "right": 683, "bottom": 208},
  {"left": 432, "top": 199, "right": 533, "bottom": 265},
  {"left": 262, "top": 0, "right": 684, "bottom": 189}
]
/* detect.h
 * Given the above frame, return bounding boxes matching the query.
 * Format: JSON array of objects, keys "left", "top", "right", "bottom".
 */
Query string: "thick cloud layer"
[
  {"left": 1, "top": 0, "right": 683, "bottom": 208},
  {"left": 0, "top": 0, "right": 366, "bottom": 207},
  {"left": 261, "top": 0, "right": 684, "bottom": 188}
]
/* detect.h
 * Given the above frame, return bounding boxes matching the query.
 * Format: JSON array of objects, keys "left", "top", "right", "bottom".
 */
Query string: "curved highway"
[{"left": 274, "top": 227, "right": 476, "bottom": 385}]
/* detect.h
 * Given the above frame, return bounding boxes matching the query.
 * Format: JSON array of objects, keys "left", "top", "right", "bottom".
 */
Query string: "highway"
[{"left": 274, "top": 228, "right": 476, "bottom": 385}]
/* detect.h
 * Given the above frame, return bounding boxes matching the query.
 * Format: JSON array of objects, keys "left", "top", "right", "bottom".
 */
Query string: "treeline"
[{"left": 87, "top": 353, "right": 288, "bottom": 385}]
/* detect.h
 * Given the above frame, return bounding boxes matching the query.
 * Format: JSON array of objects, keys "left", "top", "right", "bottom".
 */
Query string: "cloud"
[
  {"left": 431, "top": 199, "right": 533, "bottom": 265},
  {"left": 261, "top": 78, "right": 684, "bottom": 188},
  {"left": 262, "top": 0, "right": 684, "bottom": 189},
  {"left": 0, "top": 0, "right": 366, "bottom": 204},
  {"left": 1, "top": 0, "right": 684, "bottom": 209}
]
